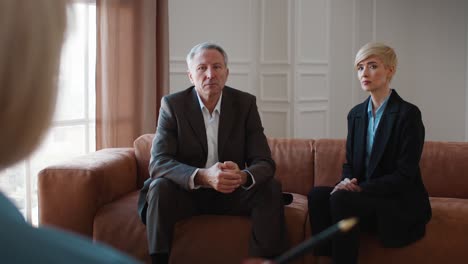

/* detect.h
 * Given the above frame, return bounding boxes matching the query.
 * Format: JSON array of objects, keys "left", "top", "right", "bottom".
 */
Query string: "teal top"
[
  {"left": 365, "top": 90, "right": 392, "bottom": 169},
  {"left": 0, "top": 192, "right": 140, "bottom": 264}
]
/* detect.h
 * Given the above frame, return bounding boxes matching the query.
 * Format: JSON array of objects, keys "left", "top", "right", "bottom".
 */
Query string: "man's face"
[{"left": 188, "top": 49, "right": 229, "bottom": 101}]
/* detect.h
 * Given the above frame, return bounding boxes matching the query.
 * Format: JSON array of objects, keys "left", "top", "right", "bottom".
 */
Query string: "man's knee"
[
  {"left": 259, "top": 178, "right": 282, "bottom": 196},
  {"left": 147, "top": 177, "right": 178, "bottom": 204},
  {"left": 251, "top": 178, "right": 283, "bottom": 206},
  {"left": 268, "top": 178, "right": 282, "bottom": 191}
]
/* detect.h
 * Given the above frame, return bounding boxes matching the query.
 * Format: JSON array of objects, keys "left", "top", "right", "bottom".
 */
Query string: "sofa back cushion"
[
  {"left": 133, "top": 134, "right": 316, "bottom": 195},
  {"left": 420, "top": 141, "right": 468, "bottom": 198},
  {"left": 135, "top": 134, "right": 468, "bottom": 198},
  {"left": 313, "top": 139, "right": 347, "bottom": 187},
  {"left": 267, "top": 138, "right": 314, "bottom": 195},
  {"left": 313, "top": 139, "right": 468, "bottom": 199}
]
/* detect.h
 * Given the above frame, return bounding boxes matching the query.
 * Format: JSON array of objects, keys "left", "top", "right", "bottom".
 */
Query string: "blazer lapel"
[
  {"left": 217, "top": 87, "right": 234, "bottom": 159},
  {"left": 367, "top": 91, "right": 401, "bottom": 178},
  {"left": 186, "top": 88, "right": 208, "bottom": 156},
  {"left": 353, "top": 98, "right": 369, "bottom": 181}
]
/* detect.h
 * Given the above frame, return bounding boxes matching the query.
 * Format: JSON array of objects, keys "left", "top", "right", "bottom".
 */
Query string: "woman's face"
[{"left": 356, "top": 56, "right": 394, "bottom": 93}]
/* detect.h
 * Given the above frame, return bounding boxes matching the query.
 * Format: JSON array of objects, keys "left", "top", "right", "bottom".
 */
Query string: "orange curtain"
[{"left": 96, "top": 0, "right": 169, "bottom": 149}]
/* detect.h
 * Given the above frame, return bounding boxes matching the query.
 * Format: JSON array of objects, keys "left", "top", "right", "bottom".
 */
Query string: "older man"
[{"left": 137, "top": 42, "right": 287, "bottom": 264}]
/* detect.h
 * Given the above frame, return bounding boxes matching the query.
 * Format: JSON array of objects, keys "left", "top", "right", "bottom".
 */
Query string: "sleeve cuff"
[
  {"left": 189, "top": 168, "right": 202, "bottom": 190},
  {"left": 241, "top": 169, "right": 255, "bottom": 190}
]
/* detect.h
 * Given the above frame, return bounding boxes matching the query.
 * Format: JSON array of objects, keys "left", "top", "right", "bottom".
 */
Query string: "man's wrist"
[
  {"left": 242, "top": 171, "right": 252, "bottom": 187},
  {"left": 194, "top": 169, "right": 206, "bottom": 186}
]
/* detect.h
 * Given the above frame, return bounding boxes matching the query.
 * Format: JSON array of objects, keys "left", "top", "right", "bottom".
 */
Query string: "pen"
[{"left": 274, "top": 218, "right": 358, "bottom": 264}]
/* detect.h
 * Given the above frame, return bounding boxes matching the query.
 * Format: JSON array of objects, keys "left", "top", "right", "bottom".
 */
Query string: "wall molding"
[
  {"left": 295, "top": 0, "right": 329, "bottom": 65},
  {"left": 297, "top": 61, "right": 328, "bottom": 66},
  {"left": 295, "top": 106, "right": 328, "bottom": 138},
  {"left": 372, "top": 0, "right": 377, "bottom": 41},
  {"left": 171, "top": 57, "right": 252, "bottom": 65},
  {"left": 260, "top": 108, "right": 291, "bottom": 137},
  {"left": 259, "top": 72, "right": 291, "bottom": 102},
  {"left": 260, "top": 0, "right": 291, "bottom": 64},
  {"left": 295, "top": 71, "right": 328, "bottom": 103}
]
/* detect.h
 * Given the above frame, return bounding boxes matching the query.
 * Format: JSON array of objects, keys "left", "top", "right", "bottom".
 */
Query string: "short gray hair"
[{"left": 186, "top": 42, "right": 228, "bottom": 69}]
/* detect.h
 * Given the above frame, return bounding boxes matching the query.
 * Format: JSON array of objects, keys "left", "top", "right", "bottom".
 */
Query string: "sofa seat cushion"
[
  {"left": 93, "top": 191, "right": 150, "bottom": 263},
  {"left": 357, "top": 197, "right": 468, "bottom": 264},
  {"left": 305, "top": 197, "right": 468, "bottom": 264},
  {"left": 170, "top": 193, "right": 308, "bottom": 264}
]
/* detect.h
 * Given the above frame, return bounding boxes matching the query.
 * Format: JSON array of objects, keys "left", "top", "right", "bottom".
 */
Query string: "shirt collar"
[
  {"left": 367, "top": 89, "right": 392, "bottom": 116},
  {"left": 195, "top": 90, "right": 222, "bottom": 114}
]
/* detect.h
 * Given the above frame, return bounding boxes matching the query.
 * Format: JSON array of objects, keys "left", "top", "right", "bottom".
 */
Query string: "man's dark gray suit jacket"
[{"left": 137, "top": 86, "right": 276, "bottom": 223}]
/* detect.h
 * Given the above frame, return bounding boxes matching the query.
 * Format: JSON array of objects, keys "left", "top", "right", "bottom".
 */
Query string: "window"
[{"left": 0, "top": 2, "right": 96, "bottom": 226}]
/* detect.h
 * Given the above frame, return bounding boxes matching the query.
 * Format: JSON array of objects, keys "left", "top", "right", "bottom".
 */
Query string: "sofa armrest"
[{"left": 38, "top": 148, "right": 138, "bottom": 238}]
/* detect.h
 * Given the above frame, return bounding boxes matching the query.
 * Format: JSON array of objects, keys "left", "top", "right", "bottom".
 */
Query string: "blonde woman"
[
  {"left": 307, "top": 43, "right": 431, "bottom": 264},
  {"left": 0, "top": 1, "right": 137, "bottom": 263}
]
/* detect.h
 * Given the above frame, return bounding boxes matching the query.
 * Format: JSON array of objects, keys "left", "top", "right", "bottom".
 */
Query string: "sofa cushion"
[
  {"left": 305, "top": 197, "right": 468, "bottom": 264},
  {"left": 313, "top": 139, "right": 468, "bottom": 199},
  {"left": 94, "top": 192, "right": 308, "bottom": 264},
  {"left": 93, "top": 191, "right": 150, "bottom": 263},
  {"left": 135, "top": 135, "right": 316, "bottom": 196},
  {"left": 420, "top": 142, "right": 468, "bottom": 198},
  {"left": 313, "top": 139, "right": 346, "bottom": 187},
  {"left": 357, "top": 197, "right": 468, "bottom": 263},
  {"left": 268, "top": 138, "right": 315, "bottom": 195},
  {"left": 170, "top": 193, "right": 309, "bottom": 264}
]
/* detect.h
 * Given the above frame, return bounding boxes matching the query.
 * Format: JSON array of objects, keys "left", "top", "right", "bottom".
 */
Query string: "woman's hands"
[{"left": 330, "top": 178, "right": 362, "bottom": 194}]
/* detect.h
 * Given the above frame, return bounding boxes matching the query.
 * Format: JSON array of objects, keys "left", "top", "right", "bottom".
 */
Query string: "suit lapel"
[
  {"left": 186, "top": 88, "right": 208, "bottom": 156},
  {"left": 367, "top": 91, "right": 401, "bottom": 178},
  {"left": 218, "top": 87, "right": 234, "bottom": 160},
  {"left": 353, "top": 98, "right": 369, "bottom": 181}
]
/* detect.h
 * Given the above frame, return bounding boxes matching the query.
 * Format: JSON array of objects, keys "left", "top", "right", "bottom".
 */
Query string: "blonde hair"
[
  {"left": 355, "top": 42, "right": 398, "bottom": 81},
  {"left": 0, "top": 0, "right": 67, "bottom": 169}
]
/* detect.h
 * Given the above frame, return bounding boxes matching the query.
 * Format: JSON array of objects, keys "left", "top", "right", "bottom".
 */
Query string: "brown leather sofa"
[{"left": 38, "top": 134, "right": 468, "bottom": 264}]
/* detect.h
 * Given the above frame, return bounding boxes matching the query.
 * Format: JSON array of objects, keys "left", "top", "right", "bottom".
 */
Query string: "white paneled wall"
[{"left": 169, "top": 0, "right": 468, "bottom": 141}]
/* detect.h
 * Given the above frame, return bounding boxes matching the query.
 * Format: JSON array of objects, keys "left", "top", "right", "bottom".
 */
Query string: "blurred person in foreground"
[
  {"left": 307, "top": 42, "right": 431, "bottom": 264},
  {"left": 0, "top": 1, "right": 138, "bottom": 263}
]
